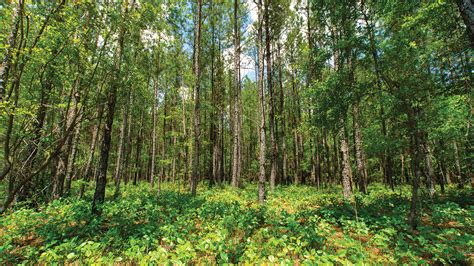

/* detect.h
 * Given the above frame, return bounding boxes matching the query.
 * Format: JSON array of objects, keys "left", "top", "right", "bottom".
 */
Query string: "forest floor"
[{"left": 0, "top": 182, "right": 473, "bottom": 264}]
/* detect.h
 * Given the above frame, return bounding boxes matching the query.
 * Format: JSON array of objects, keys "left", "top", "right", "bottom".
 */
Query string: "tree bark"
[
  {"left": 453, "top": 140, "right": 463, "bottom": 187},
  {"left": 0, "top": 0, "right": 23, "bottom": 103},
  {"left": 456, "top": 0, "right": 474, "bottom": 47},
  {"left": 353, "top": 102, "right": 368, "bottom": 194},
  {"left": 151, "top": 77, "right": 158, "bottom": 192},
  {"left": 339, "top": 118, "right": 353, "bottom": 200},
  {"left": 277, "top": 43, "right": 287, "bottom": 185},
  {"left": 231, "top": 0, "right": 242, "bottom": 188},
  {"left": 423, "top": 139, "right": 436, "bottom": 198},
  {"left": 257, "top": 0, "right": 266, "bottom": 204},
  {"left": 191, "top": 0, "right": 202, "bottom": 196},
  {"left": 80, "top": 102, "right": 104, "bottom": 198},
  {"left": 265, "top": 0, "right": 278, "bottom": 189},
  {"left": 92, "top": 1, "right": 128, "bottom": 215},
  {"left": 408, "top": 106, "right": 422, "bottom": 231},
  {"left": 113, "top": 108, "right": 127, "bottom": 197}
]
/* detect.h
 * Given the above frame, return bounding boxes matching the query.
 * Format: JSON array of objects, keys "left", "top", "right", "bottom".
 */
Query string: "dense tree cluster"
[{"left": 0, "top": 0, "right": 472, "bottom": 231}]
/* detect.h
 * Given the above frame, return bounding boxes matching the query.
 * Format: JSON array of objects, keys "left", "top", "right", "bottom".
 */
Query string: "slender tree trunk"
[
  {"left": 123, "top": 91, "right": 133, "bottom": 185},
  {"left": 0, "top": 0, "right": 23, "bottom": 103},
  {"left": 277, "top": 43, "right": 287, "bottom": 184},
  {"left": 353, "top": 102, "right": 368, "bottom": 194},
  {"left": 360, "top": 0, "right": 393, "bottom": 190},
  {"left": 92, "top": 1, "right": 128, "bottom": 215},
  {"left": 151, "top": 78, "right": 158, "bottom": 192},
  {"left": 453, "top": 140, "right": 463, "bottom": 187},
  {"left": 134, "top": 111, "right": 144, "bottom": 185},
  {"left": 265, "top": 0, "right": 277, "bottom": 189},
  {"left": 64, "top": 113, "right": 82, "bottom": 196},
  {"left": 257, "top": 0, "right": 266, "bottom": 204},
  {"left": 231, "top": 0, "right": 242, "bottom": 188},
  {"left": 113, "top": 109, "right": 127, "bottom": 197},
  {"left": 191, "top": 0, "right": 202, "bottom": 196},
  {"left": 324, "top": 129, "right": 331, "bottom": 186},
  {"left": 339, "top": 118, "right": 353, "bottom": 200},
  {"left": 80, "top": 103, "right": 104, "bottom": 198},
  {"left": 407, "top": 106, "right": 423, "bottom": 230},
  {"left": 160, "top": 91, "right": 167, "bottom": 185},
  {"left": 423, "top": 139, "right": 436, "bottom": 198}
]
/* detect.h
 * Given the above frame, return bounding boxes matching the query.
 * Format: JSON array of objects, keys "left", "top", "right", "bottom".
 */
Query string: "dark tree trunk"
[
  {"left": 456, "top": 0, "right": 474, "bottom": 47},
  {"left": 91, "top": 2, "right": 128, "bottom": 215}
]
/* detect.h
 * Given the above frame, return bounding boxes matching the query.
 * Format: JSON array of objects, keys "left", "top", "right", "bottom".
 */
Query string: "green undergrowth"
[{"left": 0, "top": 182, "right": 473, "bottom": 264}]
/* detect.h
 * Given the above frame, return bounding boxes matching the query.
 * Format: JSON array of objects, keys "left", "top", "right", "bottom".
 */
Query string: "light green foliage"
[{"left": 0, "top": 182, "right": 472, "bottom": 264}]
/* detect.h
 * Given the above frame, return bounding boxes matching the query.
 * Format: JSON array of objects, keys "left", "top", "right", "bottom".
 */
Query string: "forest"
[{"left": 0, "top": 0, "right": 473, "bottom": 264}]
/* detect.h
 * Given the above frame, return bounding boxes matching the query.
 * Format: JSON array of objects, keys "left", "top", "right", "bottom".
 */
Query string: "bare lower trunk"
[
  {"left": 353, "top": 102, "right": 368, "bottom": 194},
  {"left": 151, "top": 78, "right": 158, "bottom": 192},
  {"left": 134, "top": 112, "right": 144, "bottom": 185},
  {"left": 408, "top": 106, "right": 422, "bottom": 231},
  {"left": 80, "top": 104, "right": 103, "bottom": 198},
  {"left": 453, "top": 140, "right": 463, "bottom": 187},
  {"left": 113, "top": 109, "right": 127, "bottom": 197},
  {"left": 423, "top": 140, "right": 436, "bottom": 198},
  {"left": 339, "top": 118, "right": 353, "bottom": 200},
  {"left": 64, "top": 115, "right": 81, "bottom": 196}
]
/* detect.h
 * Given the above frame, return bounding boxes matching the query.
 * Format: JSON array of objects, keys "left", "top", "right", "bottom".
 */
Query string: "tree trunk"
[
  {"left": 160, "top": 90, "right": 167, "bottom": 185},
  {"left": 423, "top": 139, "right": 436, "bottom": 198},
  {"left": 0, "top": 0, "right": 23, "bottom": 103},
  {"left": 191, "top": 0, "right": 202, "bottom": 196},
  {"left": 231, "top": 0, "right": 242, "bottom": 188},
  {"left": 123, "top": 90, "right": 134, "bottom": 185},
  {"left": 113, "top": 109, "right": 127, "bottom": 197},
  {"left": 339, "top": 118, "right": 353, "bottom": 200},
  {"left": 92, "top": 1, "right": 128, "bottom": 215},
  {"left": 360, "top": 0, "right": 393, "bottom": 190},
  {"left": 151, "top": 77, "right": 158, "bottom": 192},
  {"left": 265, "top": 0, "right": 278, "bottom": 189},
  {"left": 456, "top": 0, "right": 474, "bottom": 47},
  {"left": 277, "top": 43, "right": 287, "bottom": 184},
  {"left": 453, "top": 140, "right": 463, "bottom": 188},
  {"left": 353, "top": 102, "right": 368, "bottom": 194},
  {"left": 134, "top": 111, "right": 144, "bottom": 185},
  {"left": 257, "top": 0, "right": 266, "bottom": 204},
  {"left": 80, "top": 103, "right": 104, "bottom": 198},
  {"left": 64, "top": 113, "right": 82, "bottom": 196},
  {"left": 408, "top": 106, "right": 422, "bottom": 231}
]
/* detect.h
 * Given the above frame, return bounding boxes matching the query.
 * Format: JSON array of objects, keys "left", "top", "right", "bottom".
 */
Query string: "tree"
[
  {"left": 92, "top": 1, "right": 130, "bottom": 215},
  {"left": 256, "top": 0, "right": 266, "bottom": 204},
  {"left": 231, "top": 0, "right": 242, "bottom": 188},
  {"left": 191, "top": 0, "right": 202, "bottom": 196}
]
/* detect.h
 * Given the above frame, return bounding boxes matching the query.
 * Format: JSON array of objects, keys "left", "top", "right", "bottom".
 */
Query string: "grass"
[{"left": 0, "top": 182, "right": 473, "bottom": 264}]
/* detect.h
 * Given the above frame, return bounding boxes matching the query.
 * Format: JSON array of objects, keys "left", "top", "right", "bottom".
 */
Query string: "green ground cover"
[{"left": 1, "top": 183, "right": 472, "bottom": 265}]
